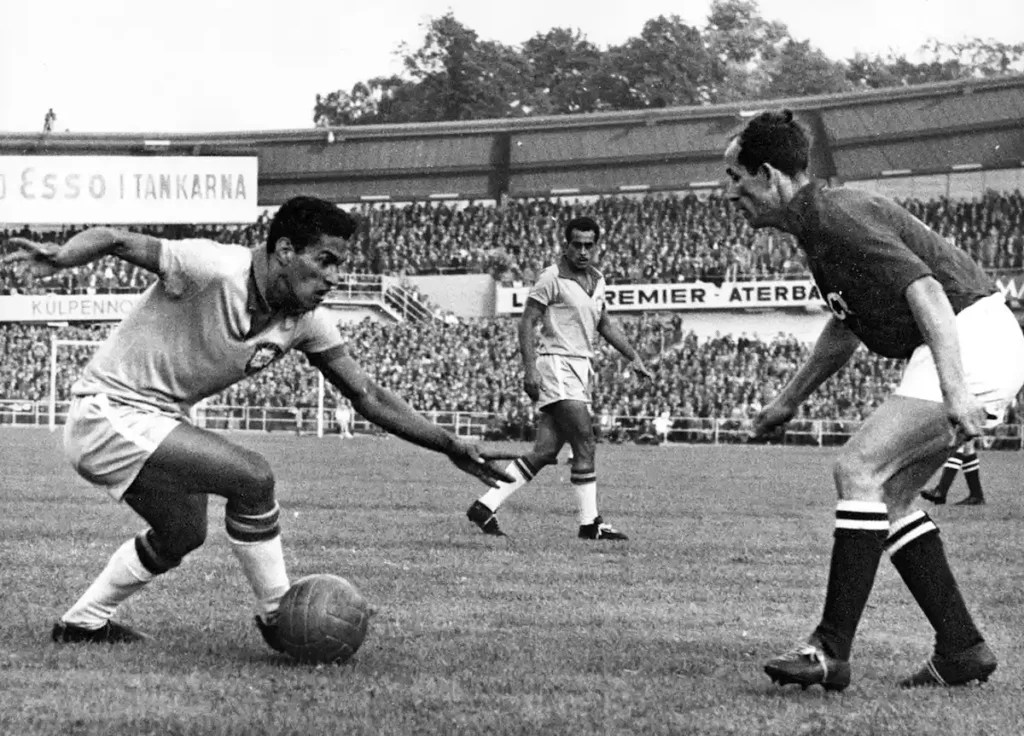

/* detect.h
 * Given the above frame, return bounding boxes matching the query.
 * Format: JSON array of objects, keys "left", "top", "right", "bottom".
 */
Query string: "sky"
[{"left": 1, "top": 0, "right": 1021, "bottom": 134}]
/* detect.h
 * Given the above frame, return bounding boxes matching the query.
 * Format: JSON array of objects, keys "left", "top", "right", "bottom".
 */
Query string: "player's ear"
[{"left": 273, "top": 238, "right": 296, "bottom": 265}]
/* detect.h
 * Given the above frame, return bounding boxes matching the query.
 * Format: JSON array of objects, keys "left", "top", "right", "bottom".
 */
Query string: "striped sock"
[
  {"left": 813, "top": 500, "right": 889, "bottom": 661},
  {"left": 226, "top": 503, "right": 289, "bottom": 622},
  {"left": 571, "top": 469, "right": 598, "bottom": 525},
  {"left": 932, "top": 454, "right": 964, "bottom": 497},
  {"left": 960, "top": 452, "right": 983, "bottom": 499},
  {"left": 477, "top": 457, "right": 539, "bottom": 512},
  {"left": 886, "top": 510, "right": 983, "bottom": 656}
]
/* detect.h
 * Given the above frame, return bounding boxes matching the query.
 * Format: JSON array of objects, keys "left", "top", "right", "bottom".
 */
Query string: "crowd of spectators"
[
  {"left": 0, "top": 316, "right": 926, "bottom": 429},
  {"left": 2, "top": 190, "right": 1021, "bottom": 294}
]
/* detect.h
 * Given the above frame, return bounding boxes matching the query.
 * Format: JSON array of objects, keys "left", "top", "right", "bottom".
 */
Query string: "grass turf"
[{"left": 3, "top": 427, "right": 1024, "bottom": 735}]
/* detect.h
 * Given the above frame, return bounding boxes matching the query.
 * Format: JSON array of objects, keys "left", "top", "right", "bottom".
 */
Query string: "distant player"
[
  {"left": 727, "top": 111, "right": 1024, "bottom": 689},
  {"left": 920, "top": 439, "right": 985, "bottom": 505},
  {"left": 466, "top": 216, "right": 653, "bottom": 539},
  {"left": 3, "top": 196, "right": 513, "bottom": 648}
]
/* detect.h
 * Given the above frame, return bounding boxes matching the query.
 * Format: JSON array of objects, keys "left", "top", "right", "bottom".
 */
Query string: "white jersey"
[
  {"left": 72, "top": 239, "right": 343, "bottom": 418},
  {"left": 528, "top": 262, "right": 606, "bottom": 359}
]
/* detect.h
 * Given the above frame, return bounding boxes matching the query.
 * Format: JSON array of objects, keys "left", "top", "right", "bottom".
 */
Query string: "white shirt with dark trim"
[{"left": 71, "top": 238, "right": 343, "bottom": 418}]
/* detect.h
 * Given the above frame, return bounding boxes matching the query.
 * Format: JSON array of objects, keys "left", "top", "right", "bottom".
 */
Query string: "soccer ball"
[{"left": 276, "top": 573, "right": 371, "bottom": 664}]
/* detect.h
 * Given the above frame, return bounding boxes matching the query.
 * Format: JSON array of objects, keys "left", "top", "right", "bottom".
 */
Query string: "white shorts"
[
  {"left": 895, "top": 293, "right": 1024, "bottom": 424},
  {"left": 535, "top": 354, "right": 593, "bottom": 410},
  {"left": 64, "top": 394, "right": 182, "bottom": 500}
]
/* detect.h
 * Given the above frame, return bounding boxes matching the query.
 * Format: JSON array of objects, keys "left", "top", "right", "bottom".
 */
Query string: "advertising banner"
[
  {"left": 0, "top": 155, "right": 258, "bottom": 224},
  {"left": 0, "top": 293, "right": 143, "bottom": 322},
  {"left": 496, "top": 279, "right": 827, "bottom": 314}
]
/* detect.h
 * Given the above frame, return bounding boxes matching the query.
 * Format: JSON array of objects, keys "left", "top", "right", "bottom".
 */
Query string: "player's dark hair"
[
  {"left": 267, "top": 196, "right": 357, "bottom": 253},
  {"left": 734, "top": 109, "right": 810, "bottom": 177},
  {"left": 564, "top": 216, "right": 601, "bottom": 243}
]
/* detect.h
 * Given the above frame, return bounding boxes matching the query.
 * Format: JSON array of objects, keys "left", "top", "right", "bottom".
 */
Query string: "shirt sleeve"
[
  {"left": 825, "top": 193, "right": 932, "bottom": 297},
  {"left": 158, "top": 239, "right": 241, "bottom": 299},
  {"left": 528, "top": 268, "right": 558, "bottom": 306},
  {"left": 294, "top": 308, "right": 345, "bottom": 356}
]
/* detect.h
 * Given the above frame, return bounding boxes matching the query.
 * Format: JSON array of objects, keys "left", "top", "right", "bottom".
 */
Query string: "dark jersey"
[{"left": 784, "top": 183, "right": 996, "bottom": 359}]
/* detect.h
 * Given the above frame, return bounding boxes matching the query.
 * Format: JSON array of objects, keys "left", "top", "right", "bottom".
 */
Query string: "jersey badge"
[{"left": 245, "top": 342, "right": 285, "bottom": 375}]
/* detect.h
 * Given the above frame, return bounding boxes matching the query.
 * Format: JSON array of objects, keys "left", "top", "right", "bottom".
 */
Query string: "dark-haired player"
[
  {"left": 4, "top": 196, "right": 514, "bottom": 649},
  {"left": 466, "top": 216, "right": 653, "bottom": 539},
  {"left": 725, "top": 111, "right": 1024, "bottom": 689}
]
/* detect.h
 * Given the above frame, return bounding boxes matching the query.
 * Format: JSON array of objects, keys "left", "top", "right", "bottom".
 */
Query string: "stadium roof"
[{"left": 2, "top": 74, "right": 1022, "bottom": 202}]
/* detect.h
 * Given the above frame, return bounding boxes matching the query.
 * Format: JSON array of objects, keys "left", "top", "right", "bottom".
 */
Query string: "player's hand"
[
  {"left": 630, "top": 357, "right": 653, "bottom": 382},
  {"left": 1, "top": 237, "right": 62, "bottom": 277},
  {"left": 447, "top": 439, "right": 516, "bottom": 488},
  {"left": 750, "top": 401, "right": 796, "bottom": 441},
  {"left": 523, "top": 369, "right": 541, "bottom": 403},
  {"left": 945, "top": 390, "right": 988, "bottom": 443}
]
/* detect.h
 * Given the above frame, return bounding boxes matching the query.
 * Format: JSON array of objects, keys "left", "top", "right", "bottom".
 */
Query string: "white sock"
[
  {"left": 228, "top": 535, "right": 289, "bottom": 623},
  {"left": 575, "top": 481, "right": 599, "bottom": 525},
  {"left": 62, "top": 538, "right": 156, "bottom": 629},
  {"left": 478, "top": 461, "right": 532, "bottom": 512}
]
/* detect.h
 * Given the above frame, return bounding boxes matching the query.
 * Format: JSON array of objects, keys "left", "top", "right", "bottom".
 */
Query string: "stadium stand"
[
  {"left": 2, "top": 190, "right": 1021, "bottom": 294},
  {"left": 0, "top": 317, "right": 927, "bottom": 426}
]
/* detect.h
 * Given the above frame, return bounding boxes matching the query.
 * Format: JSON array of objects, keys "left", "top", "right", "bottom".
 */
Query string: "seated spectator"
[{"left": 3, "top": 189, "right": 1019, "bottom": 293}]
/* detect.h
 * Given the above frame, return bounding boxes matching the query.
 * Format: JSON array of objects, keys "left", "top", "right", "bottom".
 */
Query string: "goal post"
[
  {"left": 317, "top": 370, "right": 326, "bottom": 438},
  {"left": 49, "top": 337, "right": 103, "bottom": 432}
]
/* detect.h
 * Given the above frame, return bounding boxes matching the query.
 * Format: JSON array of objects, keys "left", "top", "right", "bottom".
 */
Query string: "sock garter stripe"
[
  {"left": 885, "top": 510, "right": 938, "bottom": 556},
  {"left": 226, "top": 503, "right": 282, "bottom": 543},
  {"left": 834, "top": 500, "right": 888, "bottom": 532}
]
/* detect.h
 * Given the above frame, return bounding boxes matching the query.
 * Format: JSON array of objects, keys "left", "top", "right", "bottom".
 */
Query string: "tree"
[
  {"left": 702, "top": 0, "right": 790, "bottom": 101},
  {"left": 400, "top": 13, "right": 523, "bottom": 121},
  {"left": 603, "top": 15, "right": 719, "bottom": 109},
  {"left": 845, "top": 39, "right": 1024, "bottom": 90},
  {"left": 312, "top": 8, "right": 1024, "bottom": 126},
  {"left": 764, "top": 40, "right": 852, "bottom": 99},
  {"left": 518, "top": 28, "right": 605, "bottom": 115}
]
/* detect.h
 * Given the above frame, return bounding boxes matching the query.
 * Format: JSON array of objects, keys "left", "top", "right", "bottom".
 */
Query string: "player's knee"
[
  {"left": 233, "top": 453, "right": 276, "bottom": 512},
  {"left": 832, "top": 453, "right": 879, "bottom": 501},
  {"left": 527, "top": 443, "right": 560, "bottom": 467},
  {"left": 145, "top": 521, "right": 207, "bottom": 568},
  {"left": 574, "top": 436, "right": 596, "bottom": 460}
]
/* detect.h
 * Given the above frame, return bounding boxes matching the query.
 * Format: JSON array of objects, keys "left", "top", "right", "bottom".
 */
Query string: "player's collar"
[
  {"left": 781, "top": 181, "right": 820, "bottom": 236},
  {"left": 557, "top": 258, "right": 602, "bottom": 282},
  {"left": 247, "top": 246, "right": 272, "bottom": 314}
]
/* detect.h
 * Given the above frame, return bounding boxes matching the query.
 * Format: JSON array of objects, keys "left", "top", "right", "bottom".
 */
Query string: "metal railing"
[{"left": 3, "top": 399, "right": 1021, "bottom": 450}]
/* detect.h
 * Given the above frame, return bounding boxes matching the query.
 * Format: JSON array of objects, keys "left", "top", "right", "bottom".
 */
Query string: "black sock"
[
  {"left": 932, "top": 455, "right": 963, "bottom": 498},
  {"left": 961, "top": 452, "right": 983, "bottom": 499},
  {"left": 813, "top": 501, "right": 889, "bottom": 661},
  {"left": 886, "top": 510, "right": 983, "bottom": 656}
]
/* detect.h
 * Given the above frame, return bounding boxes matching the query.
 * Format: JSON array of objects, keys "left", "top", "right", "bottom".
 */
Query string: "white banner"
[
  {"left": 0, "top": 156, "right": 258, "bottom": 224},
  {"left": 0, "top": 293, "right": 143, "bottom": 322},
  {"left": 496, "top": 280, "right": 827, "bottom": 314}
]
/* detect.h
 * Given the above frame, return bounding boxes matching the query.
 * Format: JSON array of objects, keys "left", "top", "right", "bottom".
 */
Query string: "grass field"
[{"left": 3, "top": 427, "right": 1024, "bottom": 735}]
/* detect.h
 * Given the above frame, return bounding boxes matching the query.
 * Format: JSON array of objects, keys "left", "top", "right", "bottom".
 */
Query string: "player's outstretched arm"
[
  {"left": 597, "top": 311, "right": 654, "bottom": 380},
  {"left": 753, "top": 317, "right": 860, "bottom": 437},
  {"left": 310, "top": 349, "right": 515, "bottom": 487},
  {"left": 2, "top": 228, "right": 161, "bottom": 277}
]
